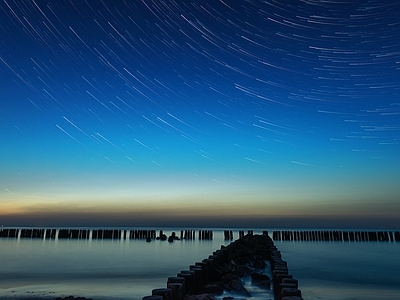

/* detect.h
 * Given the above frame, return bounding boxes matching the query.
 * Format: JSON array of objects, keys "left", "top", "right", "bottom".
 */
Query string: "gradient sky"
[{"left": 1, "top": 0, "right": 399, "bottom": 229}]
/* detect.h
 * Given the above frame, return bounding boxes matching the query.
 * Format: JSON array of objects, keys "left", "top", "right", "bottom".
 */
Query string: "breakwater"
[
  {"left": 0, "top": 228, "right": 214, "bottom": 241},
  {"left": 1, "top": 228, "right": 398, "bottom": 243},
  {"left": 142, "top": 233, "right": 302, "bottom": 300},
  {"left": 272, "top": 230, "right": 400, "bottom": 242}
]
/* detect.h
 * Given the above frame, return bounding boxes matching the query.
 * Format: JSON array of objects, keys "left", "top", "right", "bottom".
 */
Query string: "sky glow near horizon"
[{"left": 1, "top": 1, "right": 400, "bottom": 228}]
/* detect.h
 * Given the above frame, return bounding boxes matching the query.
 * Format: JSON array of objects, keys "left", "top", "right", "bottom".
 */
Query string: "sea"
[{"left": 0, "top": 227, "right": 399, "bottom": 300}]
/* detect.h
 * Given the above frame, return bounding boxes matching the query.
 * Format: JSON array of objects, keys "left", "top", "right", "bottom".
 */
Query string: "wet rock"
[
  {"left": 208, "top": 265, "right": 223, "bottom": 282},
  {"left": 233, "top": 264, "right": 253, "bottom": 277},
  {"left": 201, "top": 284, "right": 224, "bottom": 295},
  {"left": 252, "top": 256, "right": 267, "bottom": 269},
  {"left": 221, "top": 273, "right": 241, "bottom": 284},
  {"left": 252, "top": 280, "right": 271, "bottom": 289},
  {"left": 251, "top": 272, "right": 270, "bottom": 282},
  {"left": 227, "top": 280, "right": 251, "bottom": 297},
  {"left": 184, "top": 294, "right": 216, "bottom": 300}
]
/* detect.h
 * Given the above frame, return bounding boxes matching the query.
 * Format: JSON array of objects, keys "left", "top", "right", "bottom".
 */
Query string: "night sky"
[{"left": 1, "top": 0, "right": 399, "bottom": 228}]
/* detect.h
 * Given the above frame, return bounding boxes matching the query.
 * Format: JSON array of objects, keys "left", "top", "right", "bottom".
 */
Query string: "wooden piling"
[
  {"left": 272, "top": 230, "right": 399, "bottom": 243},
  {"left": 152, "top": 288, "right": 172, "bottom": 300}
]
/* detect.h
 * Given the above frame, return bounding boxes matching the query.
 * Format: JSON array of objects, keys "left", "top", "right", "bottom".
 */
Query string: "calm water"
[
  {"left": 275, "top": 239, "right": 400, "bottom": 300},
  {"left": 0, "top": 228, "right": 399, "bottom": 300}
]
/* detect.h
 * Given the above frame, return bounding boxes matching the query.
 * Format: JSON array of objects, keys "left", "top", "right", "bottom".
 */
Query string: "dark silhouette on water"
[
  {"left": 272, "top": 230, "right": 400, "bottom": 242},
  {"left": 142, "top": 232, "right": 303, "bottom": 300},
  {"left": 1, "top": 228, "right": 398, "bottom": 243}
]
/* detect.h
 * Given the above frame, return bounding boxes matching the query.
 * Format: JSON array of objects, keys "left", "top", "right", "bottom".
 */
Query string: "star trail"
[{"left": 1, "top": 0, "right": 399, "bottom": 228}]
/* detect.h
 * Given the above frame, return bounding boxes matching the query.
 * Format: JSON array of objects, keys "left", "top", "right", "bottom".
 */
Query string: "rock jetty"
[{"left": 143, "top": 232, "right": 302, "bottom": 300}]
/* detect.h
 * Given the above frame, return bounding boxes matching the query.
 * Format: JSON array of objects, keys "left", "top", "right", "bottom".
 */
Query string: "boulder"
[
  {"left": 227, "top": 280, "right": 251, "bottom": 297},
  {"left": 252, "top": 279, "right": 270, "bottom": 289},
  {"left": 233, "top": 264, "right": 253, "bottom": 277},
  {"left": 201, "top": 284, "right": 224, "bottom": 295},
  {"left": 183, "top": 294, "right": 216, "bottom": 300},
  {"left": 251, "top": 272, "right": 270, "bottom": 282},
  {"left": 251, "top": 272, "right": 271, "bottom": 289},
  {"left": 221, "top": 273, "right": 241, "bottom": 284},
  {"left": 252, "top": 258, "right": 267, "bottom": 269}
]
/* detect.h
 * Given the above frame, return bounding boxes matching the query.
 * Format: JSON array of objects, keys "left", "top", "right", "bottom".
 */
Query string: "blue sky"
[{"left": 1, "top": 1, "right": 399, "bottom": 228}]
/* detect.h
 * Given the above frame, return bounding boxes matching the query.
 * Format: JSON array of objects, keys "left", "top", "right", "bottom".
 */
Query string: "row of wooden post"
[
  {"left": 0, "top": 228, "right": 157, "bottom": 240},
  {"left": 3, "top": 228, "right": 398, "bottom": 242},
  {"left": 0, "top": 228, "right": 57, "bottom": 239},
  {"left": 272, "top": 230, "right": 400, "bottom": 242},
  {"left": 0, "top": 228, "right": 214, "bottom": 240},
  {"left": 269, "top": 242, "right": 302, "bottom": 299},
  {"left": 224, "top": 230, "right": 254, "bottom": 240}
]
